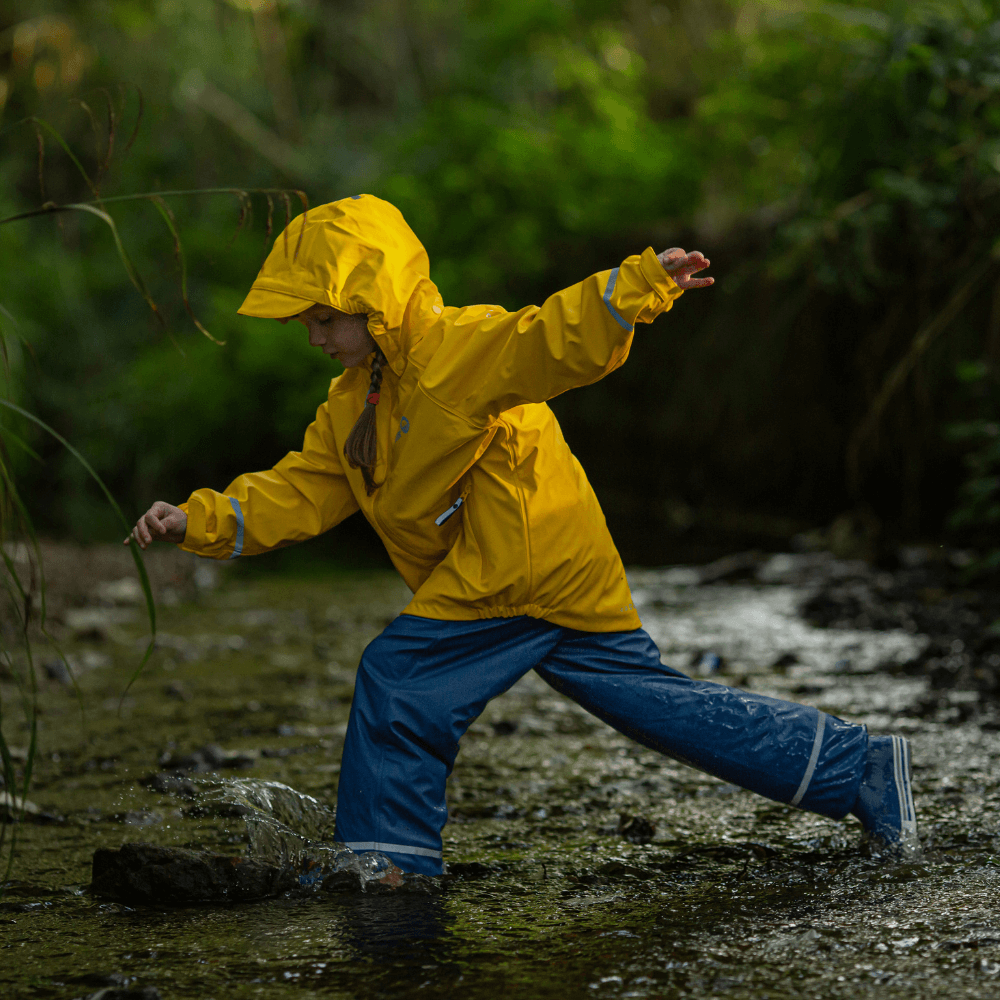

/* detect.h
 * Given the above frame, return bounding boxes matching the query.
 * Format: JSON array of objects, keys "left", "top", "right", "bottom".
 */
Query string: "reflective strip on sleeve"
[
  {"left": 602, "top": 267, "right": 633, "bottom": 332},
  {"left": 790, "top": 711, "right": 826, "bottom": 807},
  {"left": 343, "top": 841, "right": 443, "bottom": 859},
  {"left": 228, "top": 497, "right": 245, "bottom": 559}
]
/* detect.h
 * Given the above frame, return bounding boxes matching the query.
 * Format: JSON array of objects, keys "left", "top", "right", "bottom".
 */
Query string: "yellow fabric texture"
[{"left": 179, "top": 194, "right": 683, "bottom": 631}]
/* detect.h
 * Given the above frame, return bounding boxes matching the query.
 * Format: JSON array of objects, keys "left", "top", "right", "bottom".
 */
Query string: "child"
[{"left": 127, "top": 195, "right": 916, "bottom": 876}]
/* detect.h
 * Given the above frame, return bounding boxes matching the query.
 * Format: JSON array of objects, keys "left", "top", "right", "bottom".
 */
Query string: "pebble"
[
  {"left": 156, "top": 744, "right": 257, "bottom": 773},
  {"left": 617, "top": 812, "right": 656, "bottom": 845},
  {"left": 140, "top": 772, "right": 198, "bottom": 798},
  {"left": 1, "top": 792, "right": 63, "bottom": 824}
]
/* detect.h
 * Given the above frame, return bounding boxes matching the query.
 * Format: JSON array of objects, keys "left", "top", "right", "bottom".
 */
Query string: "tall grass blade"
[
  {"left": 33, "top": 125, "right": 46, "bottom": 203},
  {"left": 0, "top": 426, "right": 41, "bottom": 463},
  {"left": 0, "top": 402, "right": 156, "bottom": 685},
  {"left": 149, "top": 196, "right": 224, "bottom": 345},
  {"left": 72, "top": 99, "right": 102, "bottom": 177},
  {"left": 68, "top": 204, "right": 165, "bottom": 328},
  {"left": 101, "top": 87, "right": 117, "bottom": 183},
  {"left": 27, "top": 117, "right": 99, "bottom": 199},
  {"left": 121, "top": 84, "right": 144, "bottom": 160}
]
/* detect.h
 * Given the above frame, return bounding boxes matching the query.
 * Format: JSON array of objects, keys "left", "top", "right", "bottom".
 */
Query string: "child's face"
[{"left": 280, "top": 304, "right": 376, "bottom": 368}]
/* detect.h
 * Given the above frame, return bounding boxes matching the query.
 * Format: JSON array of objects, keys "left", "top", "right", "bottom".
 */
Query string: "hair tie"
[{"left": 366, "top": 392, "right": 380, "bottom": 406}]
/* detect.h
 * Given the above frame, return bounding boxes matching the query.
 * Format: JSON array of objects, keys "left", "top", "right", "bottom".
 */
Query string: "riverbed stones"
[
  {"left": 90, "top": 842, "right": 297, "bottom": 905},
  {"left": 617, "top": 812, "right": 656, "bottom": 844}
]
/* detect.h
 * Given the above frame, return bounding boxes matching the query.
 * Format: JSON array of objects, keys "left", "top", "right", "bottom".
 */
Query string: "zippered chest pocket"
[{"left": 434, "top": 486, "right": 470, "bottom": 526}]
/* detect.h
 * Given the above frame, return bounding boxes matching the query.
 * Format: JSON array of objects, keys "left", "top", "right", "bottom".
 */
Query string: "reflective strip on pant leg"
[
  {"left": 228, "top": 497, "right": 244, "bottom": 559},
  {"left": 789, "top": 712, "right": 826, "bottom": 807},
  {"left": 344, "top": 841, "right": 443, "bottom": 859},
  {"left": 894, "top": 735, "right": 917, "bottom": 832}
]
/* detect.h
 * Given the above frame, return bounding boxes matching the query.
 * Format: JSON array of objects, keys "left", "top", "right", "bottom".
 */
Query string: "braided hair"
[{"left": 343, "top": 345, "right": 387, "bottom": 496}]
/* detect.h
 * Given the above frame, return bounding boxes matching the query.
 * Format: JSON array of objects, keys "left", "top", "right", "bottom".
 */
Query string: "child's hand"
[
  {"left": 657, "top": 247, "right": 714, "bottom": 289},
  {"left": 124, "top": 501, "right": 188, "bottom": 550}
]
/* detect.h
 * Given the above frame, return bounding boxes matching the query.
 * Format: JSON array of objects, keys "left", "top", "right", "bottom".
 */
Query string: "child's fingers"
[
  {"left": 145, "top": 511, "right": 165, "bottom": 535},
  {"left": 664, "top": 253, "right": 708, "bottom": 274},
  {"left": 139, "top": 515, "right": 156, "bottom": 545}
]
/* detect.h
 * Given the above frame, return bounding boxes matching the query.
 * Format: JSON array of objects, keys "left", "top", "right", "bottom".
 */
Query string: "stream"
[{"left": 3, "top": 554, "right": 1000, "bottom": 999}]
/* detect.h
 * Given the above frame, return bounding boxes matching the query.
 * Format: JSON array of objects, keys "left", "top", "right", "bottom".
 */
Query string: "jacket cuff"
[
  {"left": 176, "top": 494, "right": 224, "bottom": 559},
  {"left": 638, "top": 246, "right": 683, "bottom": 308}
]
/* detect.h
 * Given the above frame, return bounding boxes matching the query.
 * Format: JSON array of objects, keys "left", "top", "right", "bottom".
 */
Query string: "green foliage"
[{"left": 2, "top": 0, "right": 1000, "bottom": 547}]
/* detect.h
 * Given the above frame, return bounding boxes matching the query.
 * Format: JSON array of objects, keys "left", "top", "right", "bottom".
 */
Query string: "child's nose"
[{"left": 308, "top": 326, "right": 325, "bottom": 347}]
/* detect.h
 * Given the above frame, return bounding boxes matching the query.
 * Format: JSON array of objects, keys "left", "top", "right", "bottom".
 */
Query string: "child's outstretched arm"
[
  {"left": 422, "top": 246, "right": 713, "bottom": 423},
  {"left": 125, "top": 397, "right": 359, "bottom": 560}
]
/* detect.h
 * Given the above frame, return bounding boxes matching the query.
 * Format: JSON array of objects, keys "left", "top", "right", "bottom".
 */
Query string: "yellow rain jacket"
[{"left": 178, "top": 195, "right": 683, "bottom": 631}]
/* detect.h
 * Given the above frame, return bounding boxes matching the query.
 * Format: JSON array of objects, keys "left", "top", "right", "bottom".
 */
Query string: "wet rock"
[
  {"left": 0, "top": 900, "right": 52, "bottom": 913},
  {"left": 44, "top": 651, "right": 111, "bottom": 685},
  {"left": 70, "top": 973, "right": 131, "bottom": 989},
  {"left": 1, "top": 792, "right": 63, "bottom": 824},
  {"left": 697, "top": 550, "right": 765, "bottom": 583},
  {"left": 140, "top": 772, "right": 198, "bottom": 798},
  {"left": 157, "top": 744, "right": 257, "bottom": 773},
  {"left": 90, "top": 842, "right": 297, "bottom": 905},
  {"left": 119, "top": 810, "right": 163, "bottom": 827},
  {"left": 63, "top": 607, "right": 136, "bottom": 641},
  {"left": 94, "top": 576, "right": 145, "bottom": 606},
  {"left": 322, "top": 868, "right": 364, "bottom": 893},
  {"left": 164, "top": 680, "right": 191, "bottom": 701},
  {"left": 201, "top": 743, "right": 257, "bottom": 769},
  {"left": 617, "top": 812, "right": 656, "bottom": 845},
  {"left": 691, "top": 650, "right": 725, "bottom": 675},
  {"left": 597, "top": 859, "right": 653, "bottom": 879},
  {"left": 68, "top": 973, "right": 161, "bottom": 998},
  {"left": 259, "top": 745, "right": 311, "bottom": 758},
  {"left": 772, "top": 651, "right": 800, "bottom": 670},
  {"left": 43, "top": 658, "right": 74, "bottom": 685},
  {"left": 79, "top": 988, "right": 161, "bottom": 1000}
]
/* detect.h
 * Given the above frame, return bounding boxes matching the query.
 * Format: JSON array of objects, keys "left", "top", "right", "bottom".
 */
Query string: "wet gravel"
[{"left": 2, "top": 555, "right": 1000, "bottom": 998}]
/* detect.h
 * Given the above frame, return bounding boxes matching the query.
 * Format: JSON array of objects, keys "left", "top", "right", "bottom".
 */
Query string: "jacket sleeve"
[
  {"left": 177, "top": 397, "right": 359, "bottom": 560},
  {"left": 421, "top": 247, "right": 683, "bottom": 423}
]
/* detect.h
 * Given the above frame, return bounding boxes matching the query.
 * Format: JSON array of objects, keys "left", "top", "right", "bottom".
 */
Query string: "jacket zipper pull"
[{"left": 435, "top": 488, "right": 469, "bottom": 526}]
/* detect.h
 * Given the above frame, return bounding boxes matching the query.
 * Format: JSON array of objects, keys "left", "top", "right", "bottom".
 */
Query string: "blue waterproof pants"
[{"left": 333, "top": 615, "right": 868, "bottom": 875}]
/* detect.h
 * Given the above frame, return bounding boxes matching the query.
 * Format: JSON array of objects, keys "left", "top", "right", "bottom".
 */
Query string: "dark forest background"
[{"left": 3, "top": 0, "right": 1000, "bottom": 567}]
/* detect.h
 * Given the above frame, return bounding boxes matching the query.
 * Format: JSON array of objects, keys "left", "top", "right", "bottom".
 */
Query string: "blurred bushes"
[{"left": 2, "top": 0, "right": 1000, "bottom": 560}]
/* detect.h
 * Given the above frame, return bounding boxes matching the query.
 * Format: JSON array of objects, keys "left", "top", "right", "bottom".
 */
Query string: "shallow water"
[{"left": 3, "top": 563, "right": 1000, "bottom": 998}]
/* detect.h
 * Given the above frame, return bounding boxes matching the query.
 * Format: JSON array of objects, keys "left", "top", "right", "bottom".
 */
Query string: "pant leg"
[
  {"left": 534, "top": 627, "right": 868, "bottom": 820},
  {"left": 334, "top": 614, "right": 562, "bottom": 875}
]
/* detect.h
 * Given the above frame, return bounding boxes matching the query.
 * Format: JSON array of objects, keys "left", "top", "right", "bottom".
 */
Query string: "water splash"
[{"left": 191, "top": 777, "right": 394, "bottom": 888}]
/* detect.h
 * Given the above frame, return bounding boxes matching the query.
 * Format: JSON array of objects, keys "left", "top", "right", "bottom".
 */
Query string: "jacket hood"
[{"left": 237, "top": 194, "right": 441, "bottom": 372}]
